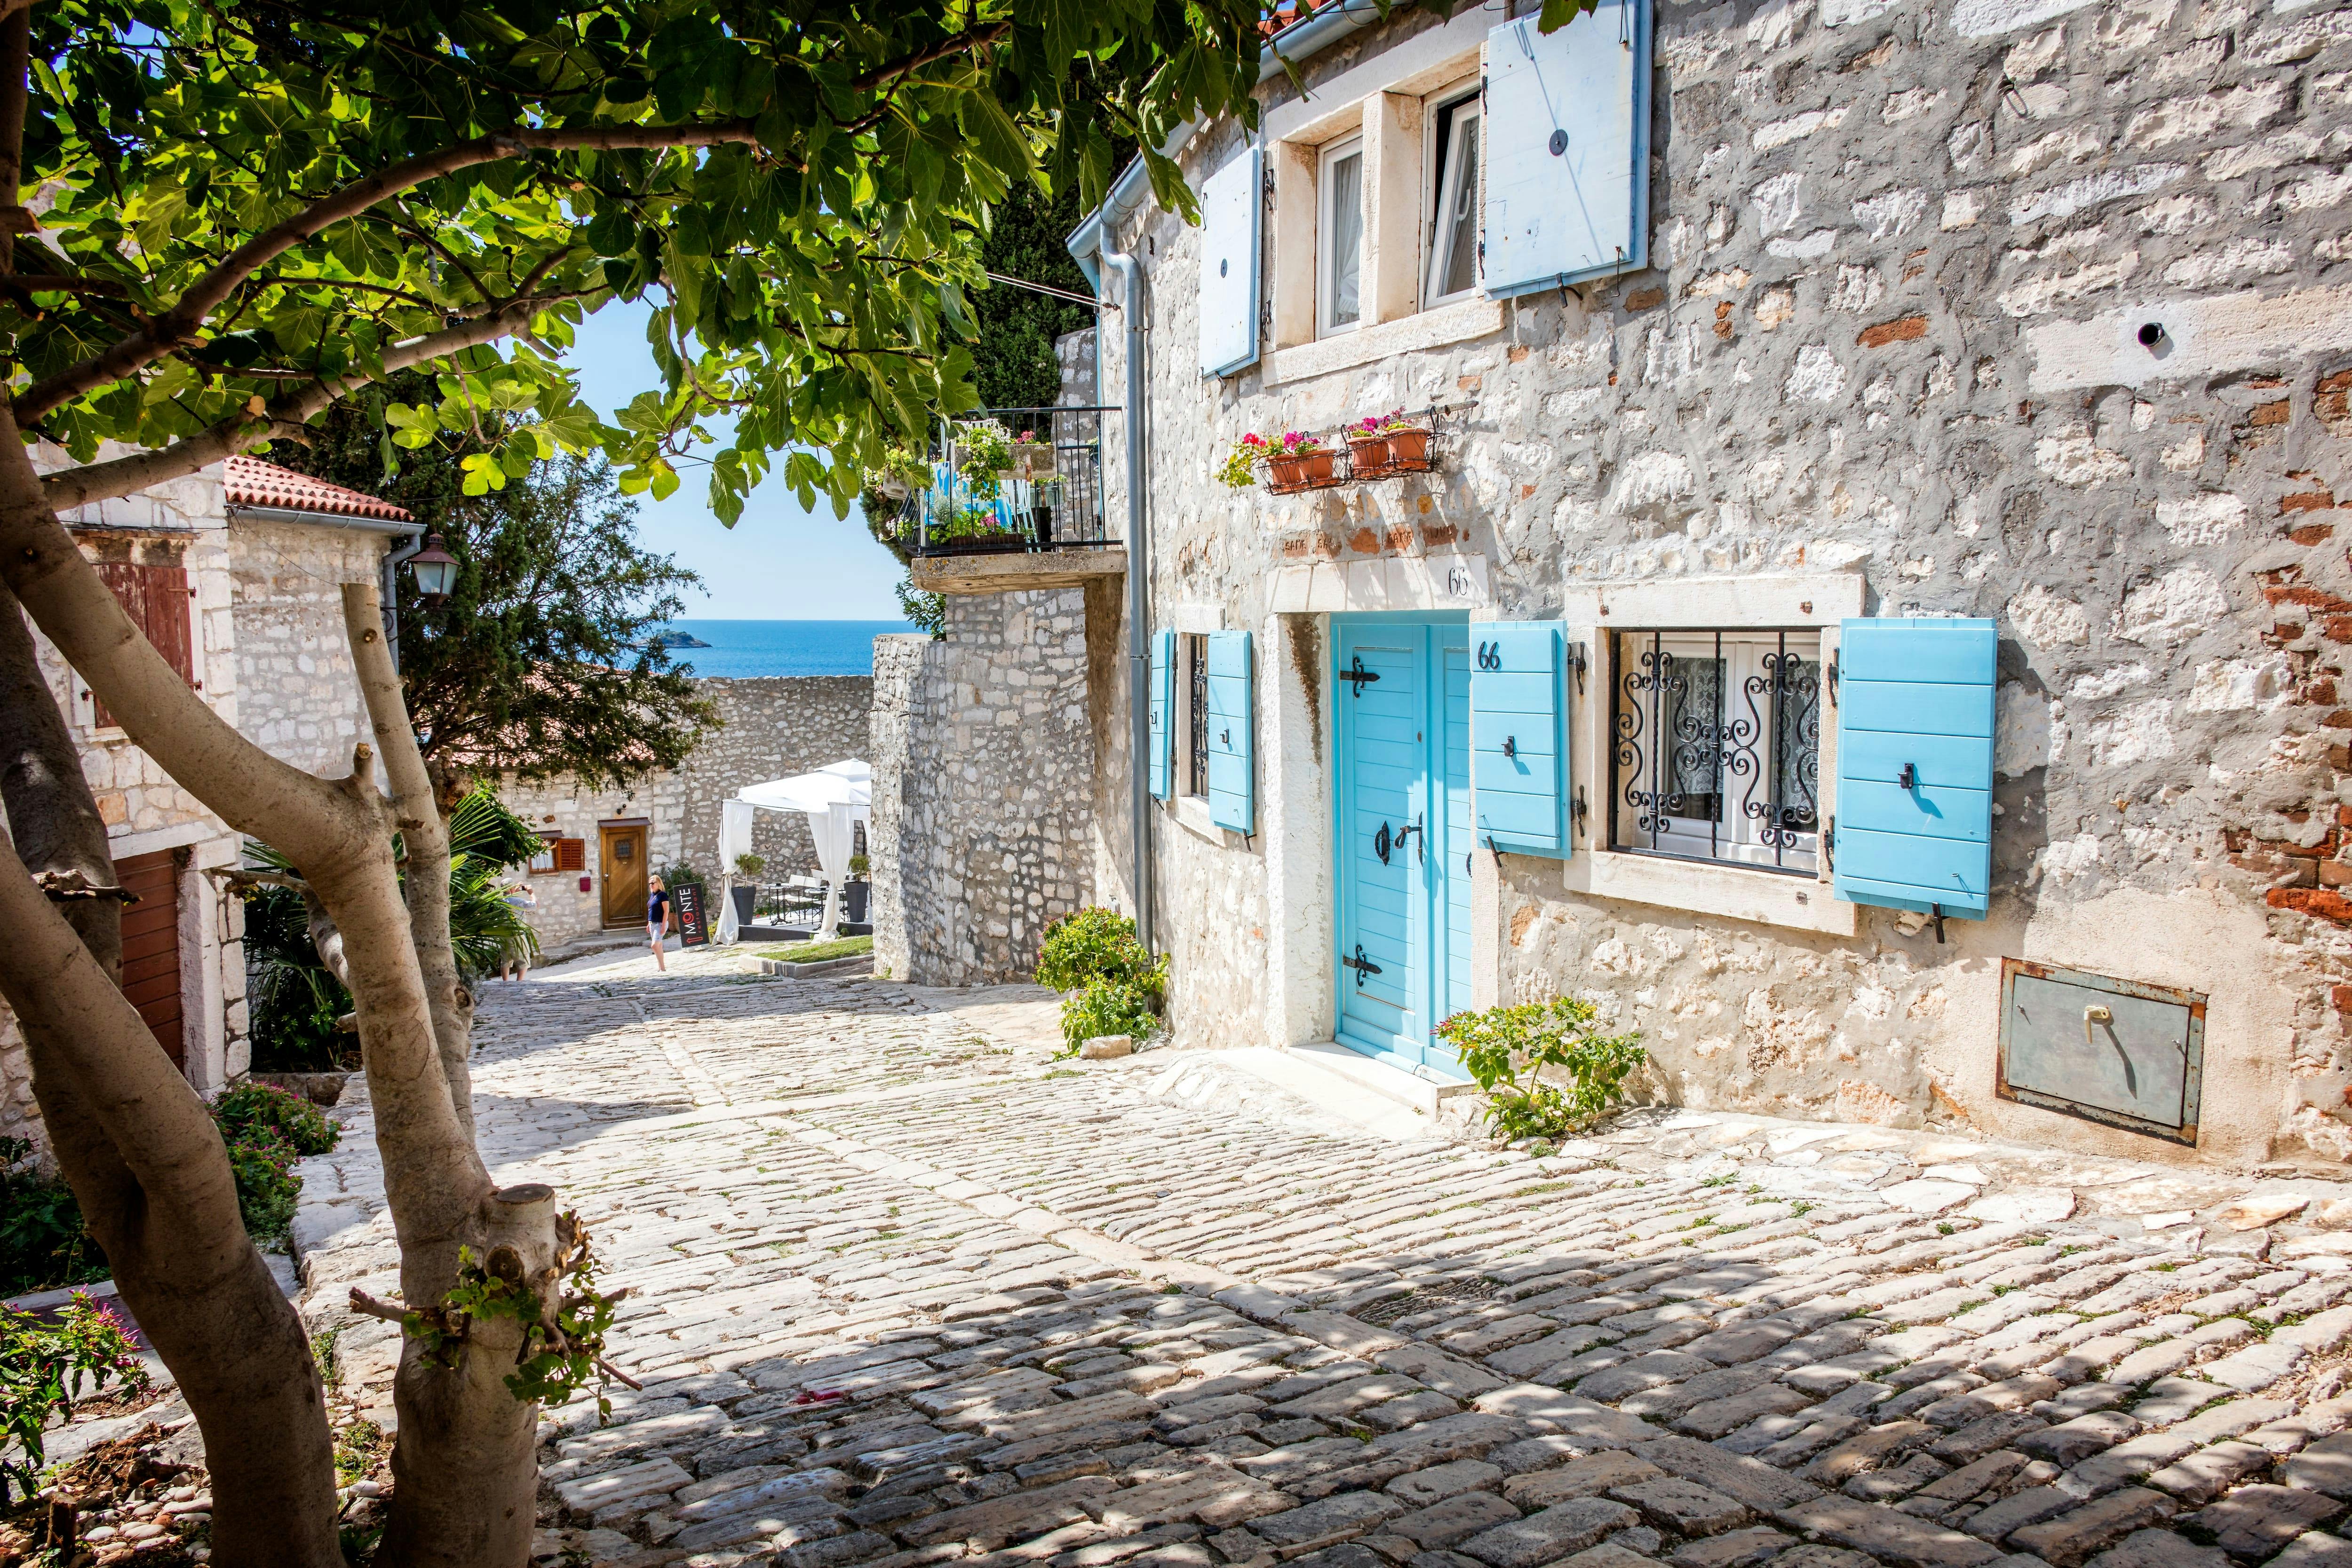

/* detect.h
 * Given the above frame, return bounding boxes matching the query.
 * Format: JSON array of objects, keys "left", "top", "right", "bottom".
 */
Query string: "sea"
[{"left": 658, "top": 619, "right": 918, "bottom": 679}]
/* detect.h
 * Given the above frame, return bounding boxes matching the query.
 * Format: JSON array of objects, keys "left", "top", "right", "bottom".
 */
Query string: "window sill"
[
  {"left": 1266, "top": 296, "right": 1505, "bottom": 387},
  {"left": 1567, "top": 849, "right": 1857, "bottom": 936},
  {"left": 1174, "top": 794, "right": 1241, "bottom": 845}
]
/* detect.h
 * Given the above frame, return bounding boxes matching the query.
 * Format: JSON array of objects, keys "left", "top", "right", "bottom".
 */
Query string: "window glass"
[
  {"left": 1427, "top": 100, "right": 1481, "bottom": 303},
  {"left": 1610, "top": 631, "right": 1822, "bottom": 875},
  {"left": 529, "top": 834, "right": 559, "bottom": 874},
  {"left": 1322, "top": 142, "right": 1364, "bottom": 333}
]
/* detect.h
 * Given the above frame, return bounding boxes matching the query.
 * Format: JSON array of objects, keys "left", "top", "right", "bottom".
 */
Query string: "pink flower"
[{"left": 1241, "top": 432, "right": 1265, "bottom": 447}]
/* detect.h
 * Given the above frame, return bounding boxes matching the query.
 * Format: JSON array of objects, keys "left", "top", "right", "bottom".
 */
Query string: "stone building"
[
  {"left": 500, "top": 674, "right": 873, "bottom": 954},
  {"left": 885, "top": 0, "right": 2352, "bottom": 1172},
  {"left": 0, "top": 452, "right": 421, "bottom": 1149}
]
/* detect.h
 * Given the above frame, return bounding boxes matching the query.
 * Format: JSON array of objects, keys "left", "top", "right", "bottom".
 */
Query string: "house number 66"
[{"left": 1446, "top": 565, "right": 1474, "bottom": 599}]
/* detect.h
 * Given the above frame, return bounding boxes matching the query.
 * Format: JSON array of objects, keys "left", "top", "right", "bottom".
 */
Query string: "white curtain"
[
  {"left": 809, "top": 800, "right": 857, "bottom": 938},
  {"left": 716, "top": 798, "right": 758, "bottom": 942}
]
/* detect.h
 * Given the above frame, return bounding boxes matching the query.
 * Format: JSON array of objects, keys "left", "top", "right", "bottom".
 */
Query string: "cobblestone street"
[{"left": 292, "top": 950, "right": 2352, "bottom": 1568}]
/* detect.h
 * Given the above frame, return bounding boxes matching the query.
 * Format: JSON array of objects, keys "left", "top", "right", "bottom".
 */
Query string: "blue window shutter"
[
  {"left": 1149, "top": 630, "right": 1175, "bottom": 800},
  {"left": 1206, "top": 630, "right": 1255, "bottom": 832},
  {"left": 1482, "top": 0, "right": 1652, "bottom": 299},
  {"left": 1472, "top": 622, "right": 1572, "bottom": 858},
  {"left": 1198, "top": 145, "right": 1262, "bottom": 377},
  {"left": 1832, "top": 618, "right": 1996, "bottom": 919}
]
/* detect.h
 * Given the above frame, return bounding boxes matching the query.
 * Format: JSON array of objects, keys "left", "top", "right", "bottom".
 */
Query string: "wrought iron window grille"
[
  {"left": 1609, "top": 628, "right": 1822, "bottom": 876},
  {"left": 1186, "top": 634, "right": 1210, "bottom": 798}
]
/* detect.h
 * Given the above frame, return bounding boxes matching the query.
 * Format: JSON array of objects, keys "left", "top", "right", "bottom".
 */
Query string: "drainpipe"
[
  {"left": 1101, "top": 247, "right": 1154, "bottom": 955},
  {"left": 382, "top": 531, "right": 424, "bottom": 673}
]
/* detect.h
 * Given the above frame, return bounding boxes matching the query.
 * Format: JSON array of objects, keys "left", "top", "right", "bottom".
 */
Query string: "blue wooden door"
[
  {"left": 1335, "top": 621, "right": 1471, "bottom": 1079},
  {"left": 1336, "top": 625, "right": 1428, "bottom": 1062},
  {"left": 1440, "top": 638, "right": 1474, "bottom": 1026}
]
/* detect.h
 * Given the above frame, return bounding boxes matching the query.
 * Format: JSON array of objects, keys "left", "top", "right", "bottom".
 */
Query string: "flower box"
[{"left": 1265, "top": 449, "right": 1342, "bottom": 495}]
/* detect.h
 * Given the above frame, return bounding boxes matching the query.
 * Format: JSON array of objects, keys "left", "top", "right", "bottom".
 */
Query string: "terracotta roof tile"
[{"left": 222, "top": 455, "right": 413, "bottom": 523}]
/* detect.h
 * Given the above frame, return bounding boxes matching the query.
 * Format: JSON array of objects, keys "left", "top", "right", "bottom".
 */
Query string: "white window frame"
[
  {"left": 1422, "top": 87, "right": 1483, "bottom": 309},
  {"left": 1607, "top": 629, "right": 1823, "bottom": 876},
  {"left": 1317, "top": 134, "right": 1366, "bottom": 339}
]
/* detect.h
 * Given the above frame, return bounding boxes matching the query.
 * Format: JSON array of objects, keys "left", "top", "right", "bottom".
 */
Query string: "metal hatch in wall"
[{"left": 1995, "top": 958, "right": 2205, "bottom": 1145}]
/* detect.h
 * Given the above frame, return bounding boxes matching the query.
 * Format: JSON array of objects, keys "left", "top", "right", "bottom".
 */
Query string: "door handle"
[
  {"left": 2083, "top": 1004, "right": 2135, "bottom": 1094},
  {"left": 1375, "top": 821, "right": 1392, "bottom": 865},
  {"left": 1396, "top": 813, "right": 1424, "bottom": 864},
  {"left": 1221, "top": 728, "right": 1230, "bottom": 746}
]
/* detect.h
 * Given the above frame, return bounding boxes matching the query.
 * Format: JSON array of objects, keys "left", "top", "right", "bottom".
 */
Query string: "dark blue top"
[{"left": 647, "top": 889, "right": 669, "bottom": 925}]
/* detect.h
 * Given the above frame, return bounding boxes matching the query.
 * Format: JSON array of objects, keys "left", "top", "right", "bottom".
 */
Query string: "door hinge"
[
  {"left": 1822, "top": 822, "right": 1834, "bottom": 871},
  {"left": 1572, "top": 785, "right": 1589, "bottom": 839},
  {"left": 1826, "top": 658, "right": 1839, "bottom": 704},
  {"left": 1567, "top": 640, "right": 1588, "bottom": 697},
  {"left": 1344, "top": 654, "right": 1383, "bottom": 696},
  {"left": 1342, "top": 944, "right": 1384, "bottom": 988}
]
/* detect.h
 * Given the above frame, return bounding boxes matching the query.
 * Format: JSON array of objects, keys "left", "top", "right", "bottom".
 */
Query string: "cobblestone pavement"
[{"left": 292, "top": 947, "right": 2352, "bottom": 1568}]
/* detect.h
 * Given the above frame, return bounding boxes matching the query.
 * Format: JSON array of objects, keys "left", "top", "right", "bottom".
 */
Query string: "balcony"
[{"left": 889, "top": 407, "right": 1127, "bottom": 595}]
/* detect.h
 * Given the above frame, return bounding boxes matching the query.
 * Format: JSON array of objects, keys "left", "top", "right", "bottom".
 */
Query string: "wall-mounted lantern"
[{"left": 407, "top": 533, "right": 459, "bottom": 603}]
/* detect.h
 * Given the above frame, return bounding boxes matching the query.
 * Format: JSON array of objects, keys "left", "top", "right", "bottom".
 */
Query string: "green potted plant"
[
  {"left": 844, "top": 853, "right": 871, "bottom": 925},
  {"left": 731, "top": 852, "right": 765, "bottom": 927},
  {"left": 1216, "top": 432, "right": 1269, "bottom": 488}
]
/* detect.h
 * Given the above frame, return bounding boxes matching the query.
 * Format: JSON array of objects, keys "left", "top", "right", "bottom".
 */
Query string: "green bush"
[
  {"left": 1060, "top": 979, "right": 1160, "bottom": 1048},
  {"left": 225, "top": 1128, "right": 301, "bottom": 1243},
  {"left": 213, "top": 1081, "right": 342, "bottom": 1158},
  {"left": 0, "top": 1138, "right": 104, "bottom": 1298},
  {"left": 1036, "top": 908, "right": 1167, "bottom": 1054},
  {"left": 0, "top": 1086, "right": 333, "bottom": 1294},
  {"left": 1037, "top": 907, "right": 1166, "bottom": 995},
  {"left": 1435, "top": 997, "right": 1647, "bottom": 1141}
]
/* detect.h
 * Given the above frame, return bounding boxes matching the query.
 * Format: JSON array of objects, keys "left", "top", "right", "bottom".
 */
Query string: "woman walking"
[
  {"left": 647, "top": 873, "right": 674, "bottom": 972},
  {"left": 500, "top": 881, "right": 538, "bottom": 981}
]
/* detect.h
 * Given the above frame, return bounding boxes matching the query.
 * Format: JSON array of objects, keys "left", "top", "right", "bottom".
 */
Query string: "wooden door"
[
  {"left": 599, "top": 824, "right": 648, "bottom": 928},
  {"left": 116, "top": 849, "right": 183, "bottom": 1067},
  {"left": 1335, "top": 624, "right": 1430, "bottom": 1069}
]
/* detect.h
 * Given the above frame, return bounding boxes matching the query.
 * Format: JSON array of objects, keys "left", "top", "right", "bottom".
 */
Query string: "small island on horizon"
[{"left": 652, "top": 629, "right": 713, "bottom": 649}]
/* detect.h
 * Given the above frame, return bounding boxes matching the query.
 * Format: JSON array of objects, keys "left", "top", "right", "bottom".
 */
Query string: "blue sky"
[{"left": 559, "top": 299, "right": 909, "bottom": 620}]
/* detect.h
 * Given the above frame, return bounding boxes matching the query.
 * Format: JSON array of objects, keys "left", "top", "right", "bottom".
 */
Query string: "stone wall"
[
  {"left": 3, "top": 455, "right": 255, "bottom": 1152},
  {"left": 227, "top": 517, "right": 387, "bottom": 780},
  {"left": 500, "top": 675, "right": 873, "bottom": 956},
  {"left": 1076, "top": 0, "right": 2352, "bottom": 1168},
  {"left": 870, "top": 594, "right": 1099, "bottom": 985}
]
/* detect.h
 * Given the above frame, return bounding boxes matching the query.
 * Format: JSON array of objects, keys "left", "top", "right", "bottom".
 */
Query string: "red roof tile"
[{"left": 222, "top": 455, "right": 413, "bottom": 523}]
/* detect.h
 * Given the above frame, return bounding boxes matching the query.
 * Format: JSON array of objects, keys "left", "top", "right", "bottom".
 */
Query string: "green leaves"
[{"left": 18, "top": 2, "right": 1271, "bottom": 522}]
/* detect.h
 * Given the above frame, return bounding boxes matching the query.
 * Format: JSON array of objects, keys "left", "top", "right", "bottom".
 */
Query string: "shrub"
[
  {"left": 225, "top": 1127, "right": 302, "bottom": 1243},
  {"left": 213, "top": 1081, "right": 341, "bottom": 1158},
  {"left": 1036, "top": 907, "right": 1165, "bottom": 996},
  {"left": 734, "top": 852, "right": 767, "bottom": 878},
  {"left": 0, "top": 1293, "right": 149, "bottom": 1503},
  {"left": 1036, "top": 908, "right": 1167, "bottom": 1054},
  {"left": 1060, "top": 979, "right": 1160, "bottom": 1049},
  {"left": 658, "top": 861, "right": 704, "bottom": 888},
  {"left": 0, "top": 1138, "right": 104, "bottom": 1297},
  {"left": 1436, "top": 997, "right": 1646, "bottom": 1141}
]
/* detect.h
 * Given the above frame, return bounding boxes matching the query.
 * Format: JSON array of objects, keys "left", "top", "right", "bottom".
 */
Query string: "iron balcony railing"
[{"left": 890, "top": 406, "right": 1117, "bottom": 559}]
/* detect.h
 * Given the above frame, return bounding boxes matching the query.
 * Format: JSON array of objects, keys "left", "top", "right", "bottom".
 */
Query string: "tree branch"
[
  {"left": 41, "top": 295, "right": 543, "bottom": 513},
  {"left": 13, "top": 119, "right": 755, "bottom": 425},
  {"left": 345, "top": 581, "right": 475, "bottom": 1147}
]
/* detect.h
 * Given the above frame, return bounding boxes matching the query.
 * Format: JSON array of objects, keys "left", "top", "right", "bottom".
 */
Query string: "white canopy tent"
[{"left": 716, "top": 760, "right": 873, "bottom": 942}]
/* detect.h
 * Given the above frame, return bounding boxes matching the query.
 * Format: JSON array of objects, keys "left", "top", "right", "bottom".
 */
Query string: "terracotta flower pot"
[
  {"left": 1296, "top": 449, "right": 1336, "bottom": 483},
  {"left": 1385, "top": 428, "right": 1431, "bottom": 466},
  {"left": 1266, "top": 455, "right": 1307, "bottom": 489},
  {"left": 1346, "top": 435, "right": 1392, "bottom": 475}
]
